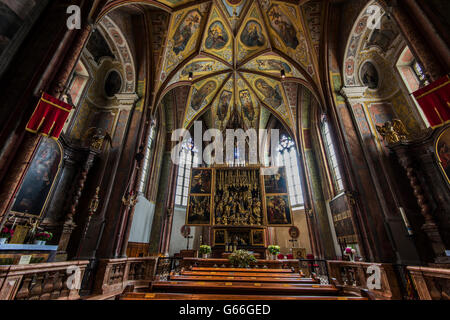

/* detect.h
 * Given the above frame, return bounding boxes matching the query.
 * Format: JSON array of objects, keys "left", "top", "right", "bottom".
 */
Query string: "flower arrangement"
[
  {"left": 199, "top": 245, "right": 212, "bottom": 255},
  {"left": 35, "top": 231, "right": 53, "bottom": 242},
  {"left": 0, "top": 227, "right": 14, "bottom": 239},
  {"left": 267, "top": 245, "right": 281, "bottom": 255},
  {"left": 228, "top": 250, "right": 257, "bottom": 268},
  {"left": 344, "top": 246, "right": 357, "bottom": 262}
]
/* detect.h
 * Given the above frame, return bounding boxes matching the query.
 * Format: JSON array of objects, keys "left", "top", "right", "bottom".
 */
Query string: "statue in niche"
[{"left": 360, "top": 61, "right": 379, "bottom": 89}]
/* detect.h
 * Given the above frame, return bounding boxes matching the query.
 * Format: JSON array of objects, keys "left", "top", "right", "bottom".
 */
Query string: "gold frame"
[
  {"left": 265, "top": 193, "right": 294, "bottom": 227},
  {"left": 435, "top": 126, "right": 450, "bottom": 186},
  {"left": 10, "top": 138, "right": 63, "bottom": 219},
  {"left": 189, "top": 167, "right": 213, "bottom": 195},
  {"left": 185, "top": 167, "right": 213, "bottom": 226},
  {"left": 251, "top": 229, "right": 265, "bottom": 246},
  {"left": 213, "top": 229, "right": 227, "bottom": 246}
]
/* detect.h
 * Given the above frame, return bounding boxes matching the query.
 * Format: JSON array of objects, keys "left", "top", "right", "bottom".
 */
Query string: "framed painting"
[
  {"left": 10, "top": 138, "right": 62, "bottom": 217},
  {"left": 292, "top": 248, "right": 306, "bottom": 259},
  {"left": 436, "top": 126, "right": 450, "bottom": 186},
  {"left": 266, "top": 194, "right": 293, "bottom": 226},
  {"left": 213, "top": 229, "right": 226, "bottom": 245},
  {"left": 189, "top": 168, "right": 212, "bottom": 195},
  {"left": 186, "top": 195, "right": 211, "bottom": 226},
  {"left": 263, "top": 167, "right": 288, "bottom": 194},
  {"left": 251, "top": 229, "right": 265, "bottom": 246}
]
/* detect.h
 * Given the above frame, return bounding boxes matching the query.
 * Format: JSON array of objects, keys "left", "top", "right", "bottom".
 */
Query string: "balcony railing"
[
  {"left": 407, "top": 266, "right": 450, "bottom": 300},
  {"left": 327, "top": 260, "right": 403, "bottom": 300},
  {"left": 88, "top": 256, "right": 157, "bottom": 299},
  {"left": 0, "top": 260, "right": 89, "bottom": 300}
]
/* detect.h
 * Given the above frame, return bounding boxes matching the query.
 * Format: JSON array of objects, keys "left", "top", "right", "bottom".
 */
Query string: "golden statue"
[{"left": 376, "top": 119, "right": 409, "bottom": 144}]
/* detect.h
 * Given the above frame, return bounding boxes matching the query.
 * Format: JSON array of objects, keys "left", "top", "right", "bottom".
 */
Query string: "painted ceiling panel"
[
  {"left": 166, "top": 58, "right": 230, "bottom": 87},
  {"left": 236, "top": 74, "right": 260, "bottom": 129},
  {"left": 201, "top": 6, "right": 233, "bottom": 65},
  {"left": 236, "top": 1, "right": 270, "bottom": 65},
  {"left": 211, "top": 76, "right": 235, "bottom": 131},
  {"left": 241, "top": 71, "right": 294, "bottom": 129},
  {"left": 260, "top": 1, "right": 315, "bottom": 77},
  {"left": 159, "top": 5, "right": 209, "bottom": 88},
  {"left": 183, "top": 72, "right": 230, "bottom": 128},
  {"left": 241, "top": 53, "right": 306, "bottom": 80}
]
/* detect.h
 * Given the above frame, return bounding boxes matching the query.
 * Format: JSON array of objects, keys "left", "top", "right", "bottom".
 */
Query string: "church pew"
[
  {"left": 151, "top": 280, "right": 339, "bottom": 295},
  {"left": 121, "top": 292, "right": 367, "bottom": 301},
  {"left": 190, "top": 267, "right": 294, "bottom": 273},
  {"left": 169, "top": 274, "right": 317, "bottom": 284},
  {"left": 180, "top": 270, "right": 308, "bottom": 279}
]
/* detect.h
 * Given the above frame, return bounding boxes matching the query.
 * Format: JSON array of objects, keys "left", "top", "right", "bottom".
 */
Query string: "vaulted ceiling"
[{"left": 103, "top": 0, "right": 327, "bottom": 136}]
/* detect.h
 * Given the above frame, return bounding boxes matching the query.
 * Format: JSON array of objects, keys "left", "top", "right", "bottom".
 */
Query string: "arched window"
[
  {"left": 137, "top": 123, "right": 157, "bottom": 194},
  {"left": 277, "top": 135, "right": 304, "bottom": 207},
  {"left": 175, "top": 138, "right": 199, "bottom": 206},
  {"left": 321, "top": 118, "right": 344, "bottom": 193}
]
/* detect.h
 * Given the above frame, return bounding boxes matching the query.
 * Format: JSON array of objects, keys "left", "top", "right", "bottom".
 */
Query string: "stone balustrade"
[{"left": 0, "top": 260, "right": 89, "bottom": 300}]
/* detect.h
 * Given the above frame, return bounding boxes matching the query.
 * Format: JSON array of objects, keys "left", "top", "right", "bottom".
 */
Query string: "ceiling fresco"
[{"left": 147, "top": 0, "right": 324, "bottom": 136}]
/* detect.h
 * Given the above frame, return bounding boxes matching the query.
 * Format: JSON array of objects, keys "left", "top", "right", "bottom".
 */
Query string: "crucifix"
[
  {"left": 289, "top": 238, "right": 298, "bottom": 248},
  {"left": 185, "top": 235, "right": 193, "bottom": 250}
]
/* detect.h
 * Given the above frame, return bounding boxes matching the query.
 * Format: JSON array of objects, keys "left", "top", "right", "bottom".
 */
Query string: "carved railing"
[
  {"left": 0, "top": 260, "right": 89, "bottom": 300},
  {"left": 299, "top": 259, "right": 330, "bottom": 284},
  {"left": 327, "top": 261, "right": 402, "bottom": 300},
  {"left": 407, "top": 266, "right": 450, "bottom": 300},
  {"left": 89, "top": 256, "right": 157, "bottom": 299}
]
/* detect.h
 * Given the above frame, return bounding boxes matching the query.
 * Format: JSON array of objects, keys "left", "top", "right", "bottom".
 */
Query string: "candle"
[
  {"left": 399, "top": 207, "right": 413, "bottom": 236},
  {"left": 11, "top": 217, "right": 17, "bottom": 229}
]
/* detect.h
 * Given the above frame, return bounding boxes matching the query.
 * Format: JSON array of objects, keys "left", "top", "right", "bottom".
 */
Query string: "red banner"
[
  {"left": 413, "top": 75, "right": 450, "bottom": 128},
  {"left": 26, "top": 93, "right": 73, "bottom": 140}
]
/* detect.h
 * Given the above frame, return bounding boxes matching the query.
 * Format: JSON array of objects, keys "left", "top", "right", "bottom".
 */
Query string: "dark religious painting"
[
  {"left": 239, "top": 90, "right": 255, "bottom": 122},
  {"left": 11, "top": 138, "right": 62, "bottom": 217},
  {"left": 360, "top": 62, "right": 379, "bottom": 89},
  {"left": 205, "top": 21, "right": 229, "bottom": 50},
  {"left": 251, "top": 229, "right": 265, "bottom": 246},
  {"left": 256, "top": 59, "right": 292, "bottom": 73},
  {"left": 186, "top": 196, "right": 211, "bottom": 225},
  {"left": 190, "top": 168, "right": 212, "bottom": 194},
  {"left": 437, "top": 127, "right": 450, "bottom": 184},
  {"left": 266, "top": 195, "right": 292, "bottom": 226},
  {"left": 181, "top": 61, "right": 214, "bottom": 77},
  {"left": 240, "top": 20, "right": 266, "bottom": 47},
  {"left": 172, "top": 9, "right": 202, "bottom": 55},
  {"left": 0, "top": 0, "right": 37, "bottom": 55},
  {"left": 227, "top": 229, "right": 251, "bottom": 246},
  {"left": 217, "top": 90, "right": 232, "bottom": 121},
  {"left": 255, "top": 79, "right": 282, "bottom": 109},
  {"left": 329, "top": 193, "right": 358, "bottom": 245},
  {"left": 191, "top": 80, "right": 217, "bottom": 111},
  {"left": 267, "top": 5, "right": 299, "bottom": 49},
  {"left": 264, "top": 167, "right": 288, "bottom": 194},
  {"left": 213, "top": 229, "right": 226, "bottom": 245}
]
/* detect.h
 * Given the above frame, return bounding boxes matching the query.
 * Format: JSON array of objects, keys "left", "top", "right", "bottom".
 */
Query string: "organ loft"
[{"left": 0, "top": 0, "right": 449, "bottom": 305}]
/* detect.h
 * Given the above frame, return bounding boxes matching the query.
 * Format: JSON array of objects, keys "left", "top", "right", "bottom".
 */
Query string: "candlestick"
[
  {"left": 11, "top": 217, "right": 17, "bottom": 229},
  {"left": 399, "top": 207, "right": 413, "bottom": 236}
]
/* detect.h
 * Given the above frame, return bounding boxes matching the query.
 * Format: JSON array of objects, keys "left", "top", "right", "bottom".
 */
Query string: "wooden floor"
[{"left": 121, "top": 267, "right": 367, "bottom": 301}]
